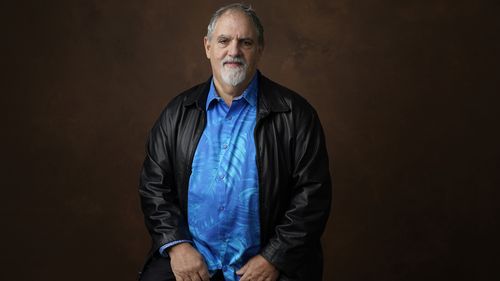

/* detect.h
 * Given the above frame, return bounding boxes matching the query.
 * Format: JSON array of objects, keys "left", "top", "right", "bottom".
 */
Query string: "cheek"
[
  {"left": 246, "top": 54, "right": 258, "bottom": 66},
  {"left": 214, "top": 48, "right": 227, "bottom": 60}
]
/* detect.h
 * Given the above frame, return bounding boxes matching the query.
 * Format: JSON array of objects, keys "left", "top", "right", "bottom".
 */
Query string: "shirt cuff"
[{"left": 159, "top": 240, "right": 192, "bottom": 257}]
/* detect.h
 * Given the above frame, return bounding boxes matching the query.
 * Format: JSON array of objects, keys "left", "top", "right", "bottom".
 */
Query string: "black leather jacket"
[{"left": 139, "top": 73, "right": 332, "bottom": 281}]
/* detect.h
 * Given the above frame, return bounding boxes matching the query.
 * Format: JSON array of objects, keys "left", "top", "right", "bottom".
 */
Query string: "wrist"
[{"left": 167, "top": 242, "right": 192, "bottom": 256}]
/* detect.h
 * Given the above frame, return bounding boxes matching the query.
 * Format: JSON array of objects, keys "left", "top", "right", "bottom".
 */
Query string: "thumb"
[{"left": 236, "top": 263, "right": 248, "bottom": 275}]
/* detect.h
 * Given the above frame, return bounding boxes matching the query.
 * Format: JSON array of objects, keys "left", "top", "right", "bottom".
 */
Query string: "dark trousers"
[
  {"left": 139, "top": 254, "right": 225, "bottom": 281},
  {"left": 139, "top": 254, "right": 175, "bottom": 281}
]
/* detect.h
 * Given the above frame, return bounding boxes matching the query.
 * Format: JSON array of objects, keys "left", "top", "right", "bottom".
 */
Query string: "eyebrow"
[{"left": 216, "top": 35, "right": 254, "bottom": 42}]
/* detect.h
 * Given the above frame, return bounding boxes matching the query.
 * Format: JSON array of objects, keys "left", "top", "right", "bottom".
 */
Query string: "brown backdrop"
[{"left": 2, "top": 0, "right": 499, "bottom": 280}]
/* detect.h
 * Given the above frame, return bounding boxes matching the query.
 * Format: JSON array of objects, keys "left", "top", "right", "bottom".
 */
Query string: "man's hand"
[
  {"left": 167, "top": 243, "right": 210, "bottom": 281},
  {"left": 236, "top": 254, "right": 279, "bottom": 281}
]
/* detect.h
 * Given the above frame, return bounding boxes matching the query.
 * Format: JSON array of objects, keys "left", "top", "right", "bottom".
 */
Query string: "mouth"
[{"left": 223, "top": 61, "right": 243, "bottom": 68}]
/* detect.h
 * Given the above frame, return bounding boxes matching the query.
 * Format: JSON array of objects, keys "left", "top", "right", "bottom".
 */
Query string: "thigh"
[{"left": 139, "top": 254, "right": 176, "bottom": 281}]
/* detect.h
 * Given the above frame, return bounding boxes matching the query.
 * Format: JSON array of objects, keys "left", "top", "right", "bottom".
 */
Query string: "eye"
[
  {"left": 218, "top": 38, "right": 229, "bottom": 45},
  {"left": 243, "top": 40, "right": 253, "bottom": 47}
]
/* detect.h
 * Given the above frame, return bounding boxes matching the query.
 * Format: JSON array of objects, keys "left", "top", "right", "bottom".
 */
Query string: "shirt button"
[
  {"left": 219, "top": 174, "right": 225, "bottom": 180},
  {"left": 226, "top": 116, "right": 232, "bottom": 120},
  {"left": 222, "top": 265, "right": 227, "bottom": 271},
  {"left": 218, "top": 206, "right": 225, "bottom": 211},
  {"left": 222, "top": 144, "right": 228, "bottom": 149}
]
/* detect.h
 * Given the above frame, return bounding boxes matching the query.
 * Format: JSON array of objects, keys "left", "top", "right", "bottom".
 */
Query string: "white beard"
[{"left": 220, "top": 57, "right": 248, "bottom": 86}]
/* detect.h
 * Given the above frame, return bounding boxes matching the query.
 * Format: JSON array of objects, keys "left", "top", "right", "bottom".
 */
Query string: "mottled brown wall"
[{"left": 2, "top": 0, "right": 499, "bottom": 280}]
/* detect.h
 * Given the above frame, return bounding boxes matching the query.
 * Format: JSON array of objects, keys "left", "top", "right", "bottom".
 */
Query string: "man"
[{"left": 139, "top": 3, "right": 331, "bottom": 281}]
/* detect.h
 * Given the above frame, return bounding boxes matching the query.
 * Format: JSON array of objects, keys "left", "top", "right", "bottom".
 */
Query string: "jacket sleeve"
[
  {"left": 260, "top": 106, "right": 332, "bottom": 273},
  {"left": 139, "top": 110, "right": 192, "bottom": 253}
]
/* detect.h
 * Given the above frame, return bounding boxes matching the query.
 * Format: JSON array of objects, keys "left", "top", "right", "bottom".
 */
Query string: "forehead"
[{"left": 212, "top": 10, "right": 257, "bottom": 38}]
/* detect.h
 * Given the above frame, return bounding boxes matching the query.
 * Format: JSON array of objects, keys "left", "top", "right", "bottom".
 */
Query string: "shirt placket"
[
  {"left": 217, "top": 100, "right": 245, "bottom": 273},
  {"left": 212, "top": 101, "right": 229, "bottom": 256}
]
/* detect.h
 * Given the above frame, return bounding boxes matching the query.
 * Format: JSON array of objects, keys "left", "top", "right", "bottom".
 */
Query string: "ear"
[
  {"left": 255, "top": 44, "right": 264, "bottom": 61},
  {"left": 257, "top": 44, "right": 264, "bottom": 56},
  {"left": 204, "top": 36, "right": 211, "bottom": 59}
]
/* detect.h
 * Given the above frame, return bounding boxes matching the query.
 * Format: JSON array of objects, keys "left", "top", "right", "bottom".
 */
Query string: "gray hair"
[{"left": 207, "top": 3, "right": 264, "bottom": 47}]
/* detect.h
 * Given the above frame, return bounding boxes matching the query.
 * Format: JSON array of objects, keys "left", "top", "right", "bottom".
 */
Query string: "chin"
[{"left": 221, "top": 68, "right": 247, "bottom": 87}]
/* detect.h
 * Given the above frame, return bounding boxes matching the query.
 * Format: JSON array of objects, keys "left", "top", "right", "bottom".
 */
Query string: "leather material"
[{"left": 139, "top": 72, "right": 332, "bottom": 281}]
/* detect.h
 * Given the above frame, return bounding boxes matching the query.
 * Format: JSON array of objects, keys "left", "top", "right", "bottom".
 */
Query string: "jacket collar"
[{"left": 183, "top": 71, "right": 290, "bottom": 115}]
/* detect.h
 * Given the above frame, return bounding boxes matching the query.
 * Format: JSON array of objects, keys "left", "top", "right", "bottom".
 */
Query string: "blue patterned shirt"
[{"left": 187, "top": 74, "right": 260, "bottom": 281}]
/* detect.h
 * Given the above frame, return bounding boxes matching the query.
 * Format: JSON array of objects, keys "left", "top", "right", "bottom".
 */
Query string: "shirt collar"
[{"left": 206, "top": 73, "right": 259, "bottom": 110}]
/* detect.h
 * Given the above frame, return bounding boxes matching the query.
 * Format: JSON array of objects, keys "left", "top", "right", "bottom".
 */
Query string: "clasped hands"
[{"left": 167, "top": 243, "right": 279, "bottom": 281}]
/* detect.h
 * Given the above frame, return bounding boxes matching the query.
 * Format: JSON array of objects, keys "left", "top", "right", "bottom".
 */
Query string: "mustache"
[{"left": 222, "top": 57, "right": 247, "bottom": 67}]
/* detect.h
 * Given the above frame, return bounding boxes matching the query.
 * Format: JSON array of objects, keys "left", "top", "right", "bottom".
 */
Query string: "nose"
[{"left": 227, "top": 40, "right": 241, "bottom": 57}]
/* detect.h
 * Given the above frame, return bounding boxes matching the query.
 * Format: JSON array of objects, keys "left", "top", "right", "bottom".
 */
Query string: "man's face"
[{"left": 204, "top": 11, "right": 263, "bottom": 88}]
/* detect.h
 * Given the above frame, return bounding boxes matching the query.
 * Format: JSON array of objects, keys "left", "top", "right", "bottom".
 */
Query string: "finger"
[
  {"left": 198, "top": 269, "right": 210, "bottom": 281},
  {"left": 177, "top": 273, "right": 191, "bottom": 281},
  {"left": 239, "top": 271, "right": 252, "bottom": 281},
  {"left": 255, "top": 273, "right": 266, "bottom": 281},
  {"left": 236, "top": 263, "right": 248, "bottom": 275},
  {"left": 269, "top": 272, "right": 279, "bottom": 281},
  {"left": 173, "top": 273, "right": 183, "bottom": 281},
  {"left": 191, "top": 273, "right": 201, "bottom": 281}
]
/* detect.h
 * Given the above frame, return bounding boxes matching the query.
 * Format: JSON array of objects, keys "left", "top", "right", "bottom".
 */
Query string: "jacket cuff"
[
  {"left": 159, "top": 240, "right": 192, "bottom": 257},
  {"left": 260, "top": 240, "right": 290, "bottom": 273}
]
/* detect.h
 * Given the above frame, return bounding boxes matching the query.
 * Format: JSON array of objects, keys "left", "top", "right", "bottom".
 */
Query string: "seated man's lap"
[{"left": 139, "top": 254, "right": 175, "bottom": 281}]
